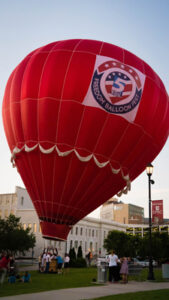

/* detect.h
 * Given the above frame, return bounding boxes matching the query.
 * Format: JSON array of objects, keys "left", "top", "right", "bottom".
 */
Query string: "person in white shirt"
[
  {"left": 64, "top": 253, "right": 70, "bottom": 273},
  {"left": 108, "top": 250, "right": 118, "bottom": 283},
  {"left": 41, "top": 252, "right": 46, "bottom": 272},
  {"left": 45, "top": 252, "right": 51, "bottom": 273}
]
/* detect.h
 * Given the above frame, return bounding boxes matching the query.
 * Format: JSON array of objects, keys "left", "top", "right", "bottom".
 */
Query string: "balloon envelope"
[{"left": 2, "top": 39, "right": 169, "bottom": 240}]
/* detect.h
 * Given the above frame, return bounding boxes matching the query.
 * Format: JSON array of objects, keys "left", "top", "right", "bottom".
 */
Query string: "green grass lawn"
[
  {"left": 0, "top": 268, "right": 98, "bottom": 297},
  {"left": 90, "top": 289, "right": 169, "bottom": 300},
  {"left": 128, "top": 267, "right": 168, "bottom": 282},
  {"left": 0, "top": 267, "right": 168, "bottom": 298}
]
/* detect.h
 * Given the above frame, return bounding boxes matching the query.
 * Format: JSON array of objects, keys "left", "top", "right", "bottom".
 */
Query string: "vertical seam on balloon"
[
  {"left": 118, "top": 131, "right": 145, "bottom": 169},
  {"left": 9, "top": 72, "right": 18, "bottom": 148},
  {"left": 20, "top": 50, "right": 46, "bottom": 220},
  {"left": 2, "top": 89, "right": 15, "bottom": 150},
  {"left": 157, "top": 91, "right": 168, "bottom": 128},
  {"left": 156, "top": 93, "right": 169, "bottom": 145},
  {"left": 37, "top": 41, "right": 64, "bottom": 224},
  {"left": 13, "top": 55, "right": 46, "bottom": 218},
  {"left": 92, "top": 115, "right": 111, "bottom": 159},
  {"left": 17, "top": 55, "right": 44, "bottom": 219},
  {"left": 108, "top": 123, "right": 130, "bottom": 162},
  {"left": 127, "top": 134, "right": 151, "bottom": 178},
  {"left": 63, "top": 41, "right": 105, "bottom": 223},
  {"left": 122, "top": 48, "right": 125, "bottom": 63},
  {"left": 99, "top": 41, "right": 104, "bottom": 56},
  {"left": 70, "top": 167, "right": 108, "bottom": 218},
  {"left": 53, "top": 39, "right": 82, "bottom": 225}
]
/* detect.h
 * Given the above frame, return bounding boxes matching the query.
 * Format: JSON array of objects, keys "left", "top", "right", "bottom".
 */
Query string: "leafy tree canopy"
[
  {"left": 104, "top": 229, "right": 169, "bottom": 262},
  {"left": 0, "top": 214, "right": 36, "bottom": 255}
]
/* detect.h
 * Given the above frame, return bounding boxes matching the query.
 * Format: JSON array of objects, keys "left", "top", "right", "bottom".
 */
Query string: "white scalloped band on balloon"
[{"left": 11, "top": 144, "right": 131, "bottom": 196}]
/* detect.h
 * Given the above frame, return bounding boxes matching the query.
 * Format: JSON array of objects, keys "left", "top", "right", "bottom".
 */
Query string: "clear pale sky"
[{"left": 0, "top": 0, "right": 169, "bottom": 218}]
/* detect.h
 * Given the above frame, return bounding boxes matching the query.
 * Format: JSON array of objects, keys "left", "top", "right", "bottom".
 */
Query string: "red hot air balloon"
[{"left": 2, "top": 39, "right": 169, "bottom": 240}]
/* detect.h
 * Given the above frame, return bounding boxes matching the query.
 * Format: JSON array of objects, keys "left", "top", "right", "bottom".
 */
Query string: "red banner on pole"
[{"left": 152, "top": 200, "right": 163, "bottom": 223}]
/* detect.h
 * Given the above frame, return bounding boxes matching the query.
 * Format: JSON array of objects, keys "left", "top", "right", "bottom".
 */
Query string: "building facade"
[
  {"left": 0, "top": 187, "right": 126, "bottom": 258},
  {"left": 1, "top": 187, "right": 168, "bottom": 258},
  {"left": 100, "top": 198, "right": 144, "bottom": 224}
]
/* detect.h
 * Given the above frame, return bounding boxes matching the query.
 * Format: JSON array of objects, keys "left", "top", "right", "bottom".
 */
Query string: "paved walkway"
[{"left": 1, "top": 282, "right": 169, "bottom": 300}]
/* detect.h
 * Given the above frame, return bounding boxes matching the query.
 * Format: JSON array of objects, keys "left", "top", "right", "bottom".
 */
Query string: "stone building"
[
  {"left": 100, "top": 198, "right": 144, "bottom": 224},
  {"left": 0, "top": 186, "right": 126, "bottom": 258}
]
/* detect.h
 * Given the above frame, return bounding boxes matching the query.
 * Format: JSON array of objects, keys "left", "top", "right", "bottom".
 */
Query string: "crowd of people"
[
  {"left": 0, "top": 253, "right": 31, "bottom": 286},
  {"left": 0, "top": 248, "right": 128, "bottom": 286},
  {"left": 107, "top": 250, "right": 129, "bottom": 284},
  {"left": 0, "top": 249, "right": 70, "bottom": 286},
  {"left": 39, "top": 249, "right": 70, "bottom": 274}
]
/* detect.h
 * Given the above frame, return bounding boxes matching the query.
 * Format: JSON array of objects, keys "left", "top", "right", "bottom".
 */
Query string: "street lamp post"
[{"left": 146, "top": 163, "right": 155, "bottom": 280}]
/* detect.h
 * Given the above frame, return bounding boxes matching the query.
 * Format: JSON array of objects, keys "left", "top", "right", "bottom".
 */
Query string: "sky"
[{"left": 0, "top": 0, "right": 169, "bottom": 218}]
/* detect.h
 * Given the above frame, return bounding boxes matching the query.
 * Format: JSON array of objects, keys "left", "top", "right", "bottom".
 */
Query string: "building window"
[
  {"left": 85, "top": 241, "right": 87, "bottom": 252},
  {"left": 92, "top": 229, "right": 94, "bottom": 237},
  {"left": 89, "top": 229, "right": 91, "bottom": 237},
  {"left": 33, "top": 223, "right": 37, "bottom": 233},
  {"left": 74, "top": 240, "right": 78, "bottom": 249},
  {"left": 21, "top": 197, "right": 24, "bottom": 206},
  {"left": 28, "top": 223, "right": 32, "bottom": 230},
  {"left": 80, "top": 241, "right": 82, "bottom": 247},
  {"left": 96, "top": 230, "right": 98, "bottom": 237},
  {"left": 80, "top": 227, "right": 83, "bottom": 235},
  {"left": 75, "top": 227, "right": 78, "bottom": 235},
  {"left": 6, "top": 196, "right": 10, "bottom": 204},
  {"left": 90, "top": 242, "right": 93, "bottom": 251},
  {"left": 95, "top": 242, "right": 98, "bottom": 252},
  {"left": 70, "top": 240, "right": 73, "bottom": 249}
]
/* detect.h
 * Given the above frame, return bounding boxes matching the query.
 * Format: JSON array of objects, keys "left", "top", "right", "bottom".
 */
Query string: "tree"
[
  {"left": 104, "top": 230, "right": 132, "bottom": 257},
  {"left": 0, "top": 214, "right": 36, "bottom": 255},
  {"left": 69, "top": 247, "right": 87, "bottom": 267},
  {"left": 139, "top": 232, "right": 169, "bottom": 263},
  {"left": 77, "top": 245, "right": 83, "bottom": 258},
  {"left": 104, "top": 230, "right": 142, "bottom": 258},
  {"left": 104, "top": 229, "right": 169, "bottom": 263},
  {"left": 69, "top": 247, "right": 76, "bottom": 261}
]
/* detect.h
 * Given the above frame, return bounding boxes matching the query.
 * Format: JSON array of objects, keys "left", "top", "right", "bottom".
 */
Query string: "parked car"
[
  {"left": 144, "top": 259, "right": 157, "bottom": 267},
  {"left": 133, "top": 258, "right": 157, "bottom": 267}
]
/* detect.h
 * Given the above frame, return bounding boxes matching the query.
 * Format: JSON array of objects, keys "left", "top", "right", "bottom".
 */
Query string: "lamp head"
[{"left": 146, "top": 163, "right": 154, "bottom": 176}]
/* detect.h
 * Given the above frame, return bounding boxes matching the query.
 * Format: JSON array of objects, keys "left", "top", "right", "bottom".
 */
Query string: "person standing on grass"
[
  {"left": 45, "top": 252, "right": 51, "bottom": 273},
  {"left": 41, "top": 251, "right": 46, "bottom": 272},
  {"left": 108, "top": 250, "right": 118, "bottom": 283},
  {"left": 0, "top": 254, "right": 10, "bottom": 286},
  {"left": 64, "top": 253, "right": 70, "bottom": 273},
  {"left": 57, "top": 254, "right": 63, "bottom": 274}
]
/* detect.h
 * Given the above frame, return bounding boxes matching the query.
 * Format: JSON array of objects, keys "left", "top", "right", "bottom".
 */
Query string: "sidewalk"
[{"left": 1, "top": 281, "right": 169, "bottom": 300}]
